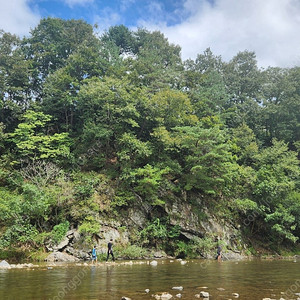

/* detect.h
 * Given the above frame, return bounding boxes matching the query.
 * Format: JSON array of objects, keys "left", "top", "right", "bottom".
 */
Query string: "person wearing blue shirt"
[{"left": 92, "top": 245, "right": 97, "bottom": 263}]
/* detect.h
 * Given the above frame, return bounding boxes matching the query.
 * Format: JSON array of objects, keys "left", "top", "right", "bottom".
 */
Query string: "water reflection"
[{"left": 0, "top": 259, "right": 299, "bottom": 300}]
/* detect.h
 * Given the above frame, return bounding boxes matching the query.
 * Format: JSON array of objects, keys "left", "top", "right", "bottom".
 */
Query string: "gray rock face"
[
  {"left": 54, "top": 236, "right": 69, "bottom": 251},
  {"left": 165, "top": 196, "right": 247, "bottom": 258},
  {"left": 45, "top": 251, "right": 79, "bottom": 262},
  {"left": 153, "top": 250, "right": 167, "bottom": 258},
  {"left": 42, "top": 192, "right": 249, "bottom": 261},
  {"left": 65, "top": 247, "right": 90, "bottom": 260}
]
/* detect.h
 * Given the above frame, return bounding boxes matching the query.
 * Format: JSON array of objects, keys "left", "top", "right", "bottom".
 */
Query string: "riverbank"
[{"left": 1, "top": 254, "right": 299, "bottom": 270}]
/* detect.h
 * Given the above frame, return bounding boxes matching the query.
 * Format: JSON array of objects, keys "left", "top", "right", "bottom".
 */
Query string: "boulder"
[
  {"left": 66, "top": 229, "right": 76, "bottom": 238},
  {"left": 154, "top": 292, "right": 173, "bottom": 300},
  {"left": 0, "top": 260, "right": 11, "bottom": 269},
  {"left": 200, "top": 291, "right": 210, "bottom": 298},
  {"left": 154, "top": 250, "right": 167, "bottom": 258},
  {"left": 45, "top": 251, "right": 79, "bottom": 262},
  {"left": 65, "top": 246, "right": 90, "bottom": 260},
  {"left": 54, "top": 236, "right": 70, "bottom": 251}
]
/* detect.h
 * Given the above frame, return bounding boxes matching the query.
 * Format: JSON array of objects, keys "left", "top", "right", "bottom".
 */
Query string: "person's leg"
[
  {"left": 111, "top": 250, "right": 115, "bottom": 261},
  {"left": 106, "top": 251, "right": 109, "bottom": 261}
]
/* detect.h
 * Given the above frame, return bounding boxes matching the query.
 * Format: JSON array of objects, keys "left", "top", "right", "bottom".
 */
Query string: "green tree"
[
  {"left": 184, "top": 49, "right": 228, "bottom": 119},
  {"left": 252, "top": 140, "right": 300, "bottom": 243},
  {"left": 126, "top": 29, "right": 183, "bottom": 91},
  {"left": 101, "top": 25, "right": 137, "bottom": 54},
  {"left": 222, "top": 51, "right": 264, "bottom": 130},
  {"left": 9, "top": 110, "right": 70, "bottom": 160},
  {"left": 0, "top": 31, "right": 31, "bottom": 128},
  {"left": 232, "top": 123, "right": 258, "bottom": 165},
  {"left": 261, "top": 67, "right": 300, "bottom": 146},
  {"left": 23, "top": 18, "right": 97, "bottom": 98},
  {"left": 174, "top": 125, "right": 237, "bottom": 196}
]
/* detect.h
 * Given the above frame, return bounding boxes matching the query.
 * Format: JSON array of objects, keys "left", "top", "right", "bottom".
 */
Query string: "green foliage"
[
  {"left": 174, "top": 125, "right": 238, "bottom": 196},
  {"left": 50, "top": 221, "right": 69, "bottom": 244},
  {"left": 117, "top": 132, "right": 152, "bottom": 169},
  {"left": 193, "top": 237, "right": 217, "bottom": 255},
  {"left": 8, "top": 110, "right": 70, "bottom": 160},
  {"left": 0, "top": 19, "right": 300, "bottom": 256},
  {"left": 125, "top": 164, "right": 170, "bottom": 205},
  {"left": 235, "top": 198, "right": 258, "bottom": 213},
  {"left": 78, "top": 216, "right": 100, "bottom": 244},
  {"left": 116, "top": 244, "right": 148, "bottom": 259},
  {"left": 73, "top": 172, "right": 101, "bottom": 200},
  {"left": 173, "top": 241, "right": 194, "bottom": 258},
  {"left": 140, "top": 218, "right": 180, "bottom": 249}
]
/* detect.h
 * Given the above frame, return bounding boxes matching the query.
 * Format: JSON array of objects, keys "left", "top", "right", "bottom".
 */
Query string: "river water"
[{"left": 0, "top": 259, "right": 299, "bottom": 300}]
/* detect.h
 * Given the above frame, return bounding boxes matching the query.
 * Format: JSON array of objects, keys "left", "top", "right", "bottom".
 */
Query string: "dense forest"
[{"left": 0, "top": 17, "right": 299, "bottom": 260}]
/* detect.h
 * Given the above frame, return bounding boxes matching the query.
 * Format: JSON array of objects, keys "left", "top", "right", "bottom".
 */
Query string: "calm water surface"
[{"left": 0, "top": 259, "right": 299, "bottom": 300}]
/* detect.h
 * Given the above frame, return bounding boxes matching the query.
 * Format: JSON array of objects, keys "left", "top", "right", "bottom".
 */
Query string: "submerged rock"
[
  {"left": 10, "top": 263, "right": 38, "bottom": 268},
  {"left": 154, "top": 292, "right": 173, "bottom": 300},
  {"left": 172, "top": 286, "right": 183, "bottom": 291},
  {"left": 150, "top": 260, "right": 158, "bottom": 266}
]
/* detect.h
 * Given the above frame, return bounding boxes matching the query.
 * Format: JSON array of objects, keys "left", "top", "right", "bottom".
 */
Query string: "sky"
[{"left": 1, "top": 0, "right": 300, "bottom": 68}]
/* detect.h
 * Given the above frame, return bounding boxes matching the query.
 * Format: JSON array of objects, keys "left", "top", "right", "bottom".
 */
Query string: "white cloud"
[
  {"left": 62, "top": 0, "right": 94, "bottom": 8},
  {"left": 93, "top": 8, "right": 122, "bottom": 34},
  {"left": 0, "top": 0, "right": 40, "bottom": 37},
  {"left": 138, "top": 0, "right": 300, "bottom": 68},
  {"left": 120, "top": 0, "right": 136, "bottom": 12}
]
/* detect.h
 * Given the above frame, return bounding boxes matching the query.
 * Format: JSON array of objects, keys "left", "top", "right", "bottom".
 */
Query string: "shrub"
[
  {"left": 50, "top": 221, "right": 69, "bottom": 244},
  {"left": 116, "top": 244, "right": 148, "bottom": 259}
]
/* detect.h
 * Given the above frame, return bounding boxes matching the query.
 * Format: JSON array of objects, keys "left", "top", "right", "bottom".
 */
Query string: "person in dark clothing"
[
  {"left": 216, "top": 245, "right": 222, "bottom": 262},
  {"left": 106, "top": 239, "right": 115, "bottom": 261}
]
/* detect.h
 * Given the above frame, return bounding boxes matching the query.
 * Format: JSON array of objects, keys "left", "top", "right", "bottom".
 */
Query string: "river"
[{"left": 0, "top": 258, "right": 299, "bottom": 299}]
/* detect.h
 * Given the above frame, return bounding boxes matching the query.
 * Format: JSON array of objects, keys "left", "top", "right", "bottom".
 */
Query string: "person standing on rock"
[
  {"left": 92, "top": 245, "right": 97, "bottom": 264},
  {"left": 106, "top": 239, "right": 115, "bottom": 262}
]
